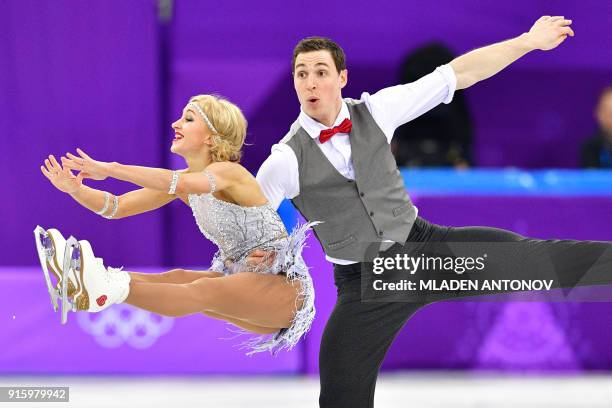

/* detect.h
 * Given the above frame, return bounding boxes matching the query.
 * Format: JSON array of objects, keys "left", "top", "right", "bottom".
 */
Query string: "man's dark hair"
[{"left": 292, "top": 37, "right": 346, "bottom": 74}]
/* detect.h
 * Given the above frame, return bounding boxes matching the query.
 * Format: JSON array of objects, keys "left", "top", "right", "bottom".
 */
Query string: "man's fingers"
[
  {"left": 245, "top": 249, "right": 277, "bottom": 267},
  {"left": 251, "top": 250, "right": 277, "bottom": 259},
  {"left": 561, "top": 27, "right": 575, "bottom": 37},
  {"left": 549, "top": 16, "right": 564, "bottom": 22},
  {"left": 553, "top": 35, "right": 567, "bottom": 48},
  {"left": 555, "top": 18, "right": 572, "bottom": 28}
]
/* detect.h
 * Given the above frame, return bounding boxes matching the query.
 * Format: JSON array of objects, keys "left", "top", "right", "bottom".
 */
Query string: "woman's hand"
[
  {"left": 40, "top": 154, "right": 88, "bottom": 194},
  {"left": 61, "top": 148, "right": 112, "bottom": 181}
]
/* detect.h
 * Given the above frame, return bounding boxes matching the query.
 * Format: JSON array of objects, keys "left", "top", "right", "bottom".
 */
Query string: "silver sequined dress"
[{"left": 187, "top": 170, "right": 316, "bottom": 355}]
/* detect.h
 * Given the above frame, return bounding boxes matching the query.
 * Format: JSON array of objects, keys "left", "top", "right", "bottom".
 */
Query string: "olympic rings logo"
[{"left": 76, "top": 304, "right": 174, "bottom": 349}]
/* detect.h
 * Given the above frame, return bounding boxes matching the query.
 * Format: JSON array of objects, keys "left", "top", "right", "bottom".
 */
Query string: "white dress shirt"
[{"left": 256, "top": 64, "right": 457, "bottom": 264}]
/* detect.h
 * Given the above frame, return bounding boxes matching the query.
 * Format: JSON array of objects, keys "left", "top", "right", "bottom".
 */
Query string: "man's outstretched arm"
[{"left": 450, "top": 15, "right": 574, "bottom": 90}]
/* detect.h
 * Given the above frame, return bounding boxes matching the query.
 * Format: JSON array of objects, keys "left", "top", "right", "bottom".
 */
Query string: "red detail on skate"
[{"left": 96, "top": 295, "right": 107, "bottom": 307}]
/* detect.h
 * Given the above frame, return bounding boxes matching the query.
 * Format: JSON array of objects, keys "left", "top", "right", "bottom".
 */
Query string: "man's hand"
[
  {"left": 450, "top": 15, "right": 575, "bottom": 90},
  {"left": 244, "top": 249, "right": 277, "bottom": 269},
  {"left": 223, "top": 249, "right": 277, "bottom": 274},
  {"left": 526, "top": 16, "right": 574, "bottom": 51}
]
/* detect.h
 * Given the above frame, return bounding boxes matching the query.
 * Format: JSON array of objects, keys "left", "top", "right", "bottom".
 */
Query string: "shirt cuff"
[{"left": 435, "top": 64, "right": 457, "bottom": 104}]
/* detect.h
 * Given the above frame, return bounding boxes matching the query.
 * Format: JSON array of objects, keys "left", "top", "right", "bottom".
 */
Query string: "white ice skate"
[
  {"left": 70, "top": 239, "right": 131, "bottom": 314},
  {"left": 33, "top": 226, "right": 80, "bottom": 319}
]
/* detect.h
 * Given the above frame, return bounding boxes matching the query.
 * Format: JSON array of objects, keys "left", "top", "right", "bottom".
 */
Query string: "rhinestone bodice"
[
  {"left": 187, "top": 185, "right": 316, "bottom": 356},
  {"left": 187, "top": 192, "right": 288, "bottom": 263}
]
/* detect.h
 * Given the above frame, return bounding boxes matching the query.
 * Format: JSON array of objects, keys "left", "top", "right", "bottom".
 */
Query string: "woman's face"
[{"left": 170, "top": 106, "right": 210, "bottom": 156}]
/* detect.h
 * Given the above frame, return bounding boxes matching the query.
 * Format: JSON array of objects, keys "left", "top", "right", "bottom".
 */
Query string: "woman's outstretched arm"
[
  {"left": 66, "top": 185, "right": 177, "bottom": 220},
  {"left": 42, "top": 154, "right": 108, "bottom": 214},
  {"left": 61, "top": 148, "right": 238, "bottom": 195},
  {"left": 41, "top": 154, "right": 176, "bottom": 219}
]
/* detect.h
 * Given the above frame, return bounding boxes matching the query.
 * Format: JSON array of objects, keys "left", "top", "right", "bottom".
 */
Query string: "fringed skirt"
[{"left": 208, "top": 222, "right": 318, "bottom": 356}]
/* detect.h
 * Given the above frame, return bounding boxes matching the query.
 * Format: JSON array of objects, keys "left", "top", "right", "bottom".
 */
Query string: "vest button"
[
  {"left": 369, "top": 211, "right": 374, "bottom": 216},
  {"left": 378, "top": 230, "right": 384, "bottom": 236},
  {"left": 347, "top": 180, "right": 353, "bottom": 183},
  {"left": 360, "top": 192, "right": 365, "bottom": 197}
]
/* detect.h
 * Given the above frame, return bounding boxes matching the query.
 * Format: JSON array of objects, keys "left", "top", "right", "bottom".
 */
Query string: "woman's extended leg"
[
  {"left": 202, "top": 310, "right": 279, "bottom": 334},
  {"left": 128, "top": 268, "right": 223, "bottom": 284},
  {"left": 125, "top": 269, "right": 278, "bottom": 333},
  {"left": 89, "top": 263, "right": 280, "bottom": 333},
  {"left": 124, "top": 271, "right": 303, "bottom": 329}
]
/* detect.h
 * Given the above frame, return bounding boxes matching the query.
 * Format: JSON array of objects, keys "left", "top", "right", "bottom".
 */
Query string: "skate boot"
[
  {"left": 33, "top": 226, "right": 79, "bottom": 312},
  {"left": 71, "top": 239, "right": 131, "bottom": 314}
]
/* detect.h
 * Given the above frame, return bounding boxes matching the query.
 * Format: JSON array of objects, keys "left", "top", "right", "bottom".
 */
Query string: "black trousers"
[{"left": 318, "top": 216, "right": 612, "bottom": 408}]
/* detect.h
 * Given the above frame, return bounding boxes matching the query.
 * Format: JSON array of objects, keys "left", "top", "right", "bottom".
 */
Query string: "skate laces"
[{"left": 95, "top": 257, "right": 125, "bottom": 276}]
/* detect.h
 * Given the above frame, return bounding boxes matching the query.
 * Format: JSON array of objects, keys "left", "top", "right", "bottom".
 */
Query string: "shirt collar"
[{"left": 298, "top": 100, "right": 351, "bottom": 139}]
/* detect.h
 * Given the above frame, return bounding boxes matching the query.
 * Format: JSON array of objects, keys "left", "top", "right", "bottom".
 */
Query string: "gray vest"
[{"left": 283, "top": 99, "right": 417, "bottom": 261}]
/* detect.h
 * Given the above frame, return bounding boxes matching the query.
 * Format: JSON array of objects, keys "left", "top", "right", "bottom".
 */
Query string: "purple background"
[{"left": 2, "top": 0, "right": 612, "bottom": 374}]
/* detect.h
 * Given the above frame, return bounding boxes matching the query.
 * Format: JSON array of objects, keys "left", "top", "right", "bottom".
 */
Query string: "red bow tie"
[{"left": 318, "top": 118, "right": 352, "bottom": 144}]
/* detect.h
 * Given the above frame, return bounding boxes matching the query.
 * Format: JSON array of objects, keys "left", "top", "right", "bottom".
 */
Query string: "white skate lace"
[
  {"left": 91, "top": 257, "right": 130, "bottom": 305},
  {"left": 96, "top": 258, "right": 118, "bottom": 272},
  {"left": 95, "top": 258, "right": 128, "bottom": 283}
]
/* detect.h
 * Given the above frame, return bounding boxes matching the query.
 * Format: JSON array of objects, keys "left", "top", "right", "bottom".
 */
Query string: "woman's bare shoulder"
[
  {"left": 207, "top": 161, "right": 254, "bottom": 182},
  {"left": 207, "top": 161, "right": 246, "bottom": 172}
]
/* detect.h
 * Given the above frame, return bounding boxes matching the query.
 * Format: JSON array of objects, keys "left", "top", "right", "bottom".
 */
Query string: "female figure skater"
[{"left": 37, "top": 94, "right": 315, "bottom": 354}]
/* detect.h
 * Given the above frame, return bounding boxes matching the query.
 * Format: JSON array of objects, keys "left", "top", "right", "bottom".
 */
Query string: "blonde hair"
[{"left": 188, "top": 94, "right": 247, "bottom": 162}]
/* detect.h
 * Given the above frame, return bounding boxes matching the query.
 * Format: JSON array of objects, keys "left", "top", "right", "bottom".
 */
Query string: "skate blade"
[
  {"left": 46, "top": 228, "right": 77, "bottom": 298},
  {"left": 70, "top": 240, "right": 93, "bottom": 313},
  {"left": 33, "top": 226, "right": 59, "bottom": 312},
  {"left": 61, "top": 236, "right": 80, "bottom": 325}
]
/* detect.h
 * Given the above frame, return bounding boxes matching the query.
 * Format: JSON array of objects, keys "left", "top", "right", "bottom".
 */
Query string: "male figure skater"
[{"left": 256, "top": 16, "right": 587, "bottom": 407}]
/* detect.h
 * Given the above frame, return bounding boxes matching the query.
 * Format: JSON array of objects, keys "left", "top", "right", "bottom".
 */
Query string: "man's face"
[
  {"left": 596, "top": 91, "right": 612, "bottom": 138},
  {"left": 293, "top": 50, "right": 347, "bottom": 127}
]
